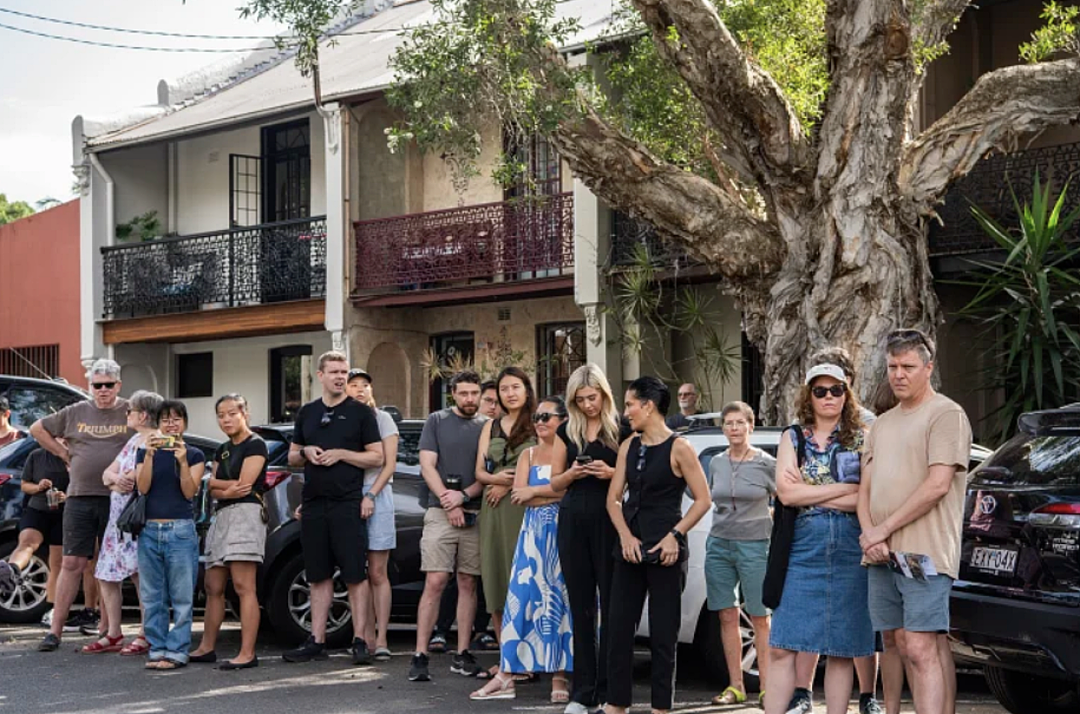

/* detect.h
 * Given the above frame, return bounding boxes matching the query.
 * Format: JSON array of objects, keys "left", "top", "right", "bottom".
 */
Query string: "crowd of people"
[{"left": 0, "top": 328, "right": 973, "bottom": 714}]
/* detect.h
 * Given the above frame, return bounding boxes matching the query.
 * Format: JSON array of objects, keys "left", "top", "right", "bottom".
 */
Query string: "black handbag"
[
  {"left": 762, "top": 425, "right": 805, "bottom": 610},
  {"left": 116, "top": 489, "right": 147, "bottom": 537}
]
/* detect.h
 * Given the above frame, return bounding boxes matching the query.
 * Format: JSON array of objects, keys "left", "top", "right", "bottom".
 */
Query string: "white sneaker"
[
  {"left": 564, "top": 702, "right": 589, "bottom": 714},
  {"left": 40, "top": 608, "right": 54, "bottom": 627}
]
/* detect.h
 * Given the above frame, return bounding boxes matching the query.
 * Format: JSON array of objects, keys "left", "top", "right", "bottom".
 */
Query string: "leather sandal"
[
  {"left": 712, "top": 686, "right": 747, "bottom": 706},
  {"left": 470, "top": 673, "right": 516, "bottom": 700},
  {"left": 550, "top": 675, "right": 570, "bottom": 703},
  {"left": 120, "top": 636, "right": 150, "bottom": 657},
  {"left": 82, "top": 634, "right": 125, "bottom": 654}
]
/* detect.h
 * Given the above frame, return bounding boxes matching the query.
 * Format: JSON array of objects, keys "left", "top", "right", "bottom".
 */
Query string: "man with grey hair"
[
  {"left": 30, "top": 358, "right": 131, "bottom": 651},
  {"left": 858, "top": 329, "right": 972, "bottom": 714}
]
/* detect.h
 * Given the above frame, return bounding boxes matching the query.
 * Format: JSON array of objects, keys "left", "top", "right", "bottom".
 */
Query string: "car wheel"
[
  {"left": 984, "top": 665, "right": 1079, "bottom": 714},
  {"left": 266, "top": 550, "right": 354, "bottom": 648},
  {"left": 692, "top": 607, "right": 761, "bottom": 691},
  {"left": 0, "top": 541, "right": 51, "bottom": 624}
]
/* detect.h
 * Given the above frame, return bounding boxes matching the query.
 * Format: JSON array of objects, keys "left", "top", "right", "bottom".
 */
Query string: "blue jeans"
[{"left": 138, "top": 520, "right": 199, "bottom": 663}]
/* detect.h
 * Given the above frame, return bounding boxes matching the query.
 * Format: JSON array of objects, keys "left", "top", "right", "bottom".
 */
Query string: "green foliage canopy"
[{"left": 0, "top": 193, "right": 34, "bottom": 226}]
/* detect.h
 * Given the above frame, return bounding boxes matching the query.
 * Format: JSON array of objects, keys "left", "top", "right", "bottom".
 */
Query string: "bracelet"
[
  {"left": 363, "top": 491, "right": 375, "bottom": 500},
  {"left": 670, "top": 528, "right": 686, "bottom": 543}
]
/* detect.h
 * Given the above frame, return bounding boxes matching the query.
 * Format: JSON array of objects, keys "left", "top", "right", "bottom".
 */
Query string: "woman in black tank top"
[{"left": 604, "top": 377, "right": 712, "bottom": 714}]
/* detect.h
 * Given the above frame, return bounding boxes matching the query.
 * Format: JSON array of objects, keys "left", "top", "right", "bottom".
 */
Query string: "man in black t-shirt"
[{"left": 284, "top": 351, "right": 384, "bottom": 666}]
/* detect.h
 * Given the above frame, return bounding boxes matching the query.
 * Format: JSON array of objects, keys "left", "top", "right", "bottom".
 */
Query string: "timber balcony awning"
[
  {"left": 351, "top": 193, "right": 574, "bottom": 306},
  {"left": 930, "top": 141, "right": 1080, "bottom": 258},
  {"left": 101, "top": 216, "right": 327, "bottom": 320}
]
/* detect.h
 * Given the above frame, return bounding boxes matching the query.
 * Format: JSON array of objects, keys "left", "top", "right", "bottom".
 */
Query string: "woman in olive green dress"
[{"left": 475, "top": 366, "right": 537, "bottom": 666}]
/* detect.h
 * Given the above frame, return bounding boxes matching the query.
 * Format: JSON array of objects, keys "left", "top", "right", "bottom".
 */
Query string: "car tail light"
[
  {"left": 1033, "top": 503, "right": 1080, "bottom": 515},
  {"left": 265, "top": 470, "right": 292, "bottom": 490},
  {"left": 1031, "top": 502, "right": 1080, "bottom": 528},
  {"left": 0, "top": 474, "right": 10, "bottom": 486}
]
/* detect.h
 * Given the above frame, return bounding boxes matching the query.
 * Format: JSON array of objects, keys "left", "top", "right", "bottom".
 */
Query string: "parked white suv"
[{"left": 636, "top": 420, "right": 992, "bottom": 688}]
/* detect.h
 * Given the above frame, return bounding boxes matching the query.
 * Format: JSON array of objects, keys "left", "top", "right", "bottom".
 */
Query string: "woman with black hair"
[
  {"left": 604, "top": 377, "right": 712, "bottom": 714},
  {"left": 136, "top": 400, "right": 206, "bottom": 670},
  {"left": 474, "top": 366, "right": 537, "bottom": 677}
]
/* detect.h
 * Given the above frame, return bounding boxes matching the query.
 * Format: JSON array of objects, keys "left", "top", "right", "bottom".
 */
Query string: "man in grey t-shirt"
[{"left": 409, "top": 371, "right": 487, "bottom": 682}]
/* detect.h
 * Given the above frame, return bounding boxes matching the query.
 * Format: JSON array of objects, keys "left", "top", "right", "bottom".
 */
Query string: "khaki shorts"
[{"left": 421, "top": 507, "right": 481, "bottom": 575}]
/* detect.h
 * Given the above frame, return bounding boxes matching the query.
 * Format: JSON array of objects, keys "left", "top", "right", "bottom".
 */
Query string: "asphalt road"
[{"left": 0, "top": 619, "right": 1008, "bottom": 714}]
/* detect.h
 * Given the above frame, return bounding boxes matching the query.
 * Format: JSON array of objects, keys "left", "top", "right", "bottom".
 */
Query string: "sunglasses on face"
[
  {"left": 92, "top": 382, "right": 117, "bottom": 390},
  {"left": 532, "top": 412, "right": 560, "bottom": 424},
  {"left": 812, "top": 385, "right": 846, "bottom": 399},
  {"left": 887, "top": 329, "right": 934, "bottom": 357},
  {"left": 320, "top": 410, "right": 335, "bottom": 428}
]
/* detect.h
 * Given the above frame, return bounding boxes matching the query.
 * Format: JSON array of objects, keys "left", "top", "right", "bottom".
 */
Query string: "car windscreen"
[
  {"left": 973, "top": 433, "right": 1080, "bottom": 487},
  {"left": 0, "top": 436, "right": 37, "bottom": 470},
  {"left": 2, "top": 386, "right": 85, "bottom": 428}
]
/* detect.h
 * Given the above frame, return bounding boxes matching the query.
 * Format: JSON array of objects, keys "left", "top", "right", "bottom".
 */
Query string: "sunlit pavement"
[{"left": 0, "top": 619, "right": 1005, "bottom": 713}]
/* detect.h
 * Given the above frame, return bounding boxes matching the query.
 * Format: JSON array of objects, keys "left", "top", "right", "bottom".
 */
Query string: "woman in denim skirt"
[{"left": 763, "top": 364, "right": 874, "bottom": 714}]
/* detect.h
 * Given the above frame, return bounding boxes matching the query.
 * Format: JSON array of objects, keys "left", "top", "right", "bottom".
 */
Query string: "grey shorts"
[
  {"left": 204, "top": 503, "right": 267, "bottom": 569},
  {"left": 867, "top": 564, "right": 953, "bottom": 633},
  {"left": 62, "top": 496, "right": 110, "bottom": 558}
]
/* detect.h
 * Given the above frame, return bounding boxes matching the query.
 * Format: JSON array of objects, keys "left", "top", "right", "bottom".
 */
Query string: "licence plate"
[{"left": 970, "top": 546, "right": 1018, "bottom": 574}]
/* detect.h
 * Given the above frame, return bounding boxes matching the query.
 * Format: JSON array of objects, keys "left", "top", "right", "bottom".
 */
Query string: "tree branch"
[
  {"left": 900, "top": 58, "right": 1080, "bottom": 209},
  {"left": 553, "top": 98, "right": 785, "bottom": 281},
  {"left": 629, "top": 0, "right": 810, "bottom": 182},
  {"left": 912, "top": 0, "right": 972, "bottom": 52}
]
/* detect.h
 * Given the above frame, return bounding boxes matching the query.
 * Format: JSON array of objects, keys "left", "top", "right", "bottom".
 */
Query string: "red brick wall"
[{"left": 0, "top": 200, "right": 83, "bottom": 384}]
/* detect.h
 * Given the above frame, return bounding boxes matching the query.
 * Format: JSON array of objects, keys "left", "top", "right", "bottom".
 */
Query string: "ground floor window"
[
  {"left": 177, "top": 352, "right": 214, "bottom": 399},
  {"left": 0, "top": 344, "right": 60, "bottom": 379},
  {"left": 429, "top": 332, "right": 475, "bottom": 410},
  {"left": 536, "top": 322, "right": 586, "bottom": 398},
  {"left": 270, "top": 345, "right": 313, "bottom": 424}
]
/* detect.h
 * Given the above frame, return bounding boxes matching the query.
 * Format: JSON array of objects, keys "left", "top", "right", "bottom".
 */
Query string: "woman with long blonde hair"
[{"left": 550, "top": 363, "right": 629, "bottom": 714}]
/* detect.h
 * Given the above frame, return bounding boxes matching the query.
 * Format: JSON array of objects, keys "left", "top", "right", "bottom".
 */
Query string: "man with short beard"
[
  {"left": 285, "top": 351, "right": 384, "bottom": 666},
  {"left": 665, "top": 383, "right": 703, "bottom": 430}
]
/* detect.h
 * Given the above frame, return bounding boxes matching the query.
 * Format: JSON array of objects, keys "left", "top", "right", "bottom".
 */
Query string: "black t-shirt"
[
  {"left": 557, "top": 419, "right": 634, "bottom": 500},
  {"left": 214, "top": 434, "right": 269, "bottom": 511},
  {"left": 292, "top": 397, "right": 382, "bottom": 502},
  {"left": 23, "top": 448, "right": 70, "bottom": 512}
]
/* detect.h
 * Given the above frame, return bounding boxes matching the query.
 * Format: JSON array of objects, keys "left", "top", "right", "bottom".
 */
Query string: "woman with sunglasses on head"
[
  {"left": 470, "top": 396, "right": 573, "bottom": 702},
  {"left": 706, "top": 401, "right": 776, "bottom": 707},
  {"left": 136, "top": 400, "right": 206, "bottom": 671},
  {"left": 84, "top": 390, "right": 164, "bottom": 656},
  {"left": 604, "top": 377, "right": 711, "bottom": 714},
  {"left": 473, "top": 366, "right": 538, "bottom": 679},
  {"left": 190, "top": 394, "right": 268, "bottom": 670},
  {"left": 549, "top": 363, "right": 630, "bottom": 714},
  {"left": 763, "top": 364, "right": 873, "bottom": 714}
]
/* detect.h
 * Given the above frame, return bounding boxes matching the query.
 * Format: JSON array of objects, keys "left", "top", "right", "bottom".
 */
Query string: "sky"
[{"left": 0, "top": 0, "right": 286, "bottom": 205}]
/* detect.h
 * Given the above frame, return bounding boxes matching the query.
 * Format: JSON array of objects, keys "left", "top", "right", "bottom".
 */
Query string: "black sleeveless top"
[{"left": 622, "top": 434, "right": 684, "bottom": 547}]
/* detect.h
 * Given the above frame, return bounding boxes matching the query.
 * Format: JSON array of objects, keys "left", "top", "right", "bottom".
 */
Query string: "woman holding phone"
[
  {"left": 136, "top": 400, "right": 206, "bottom": 670},
  {"left": 550, "top": 364, "right": 629, "bottom": 714}
]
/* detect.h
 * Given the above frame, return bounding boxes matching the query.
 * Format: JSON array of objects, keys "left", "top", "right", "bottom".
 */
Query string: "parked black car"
[
  {"left": 1, "top": 420, "right": 429, "bottom": 647},
  {"left": 0, "top": 375, "right": 88, "bottom": 429},
  {"left": 950, "top": 408, "right": 1080, "bottom": 714}
]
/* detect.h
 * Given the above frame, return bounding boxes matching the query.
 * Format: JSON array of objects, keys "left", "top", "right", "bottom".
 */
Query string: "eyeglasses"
[
  {"left": 723, "top": 420, "right": 749, "bottom": 429},
  {"left": 811, "top": 385, "right": 846, "bottom": 399},
  {"left": 636, "top": 442, "right": 647, "bottom": 472},
  {"left": 532, "top": 412, "right": 560, "bottom": 424},
  {"left": 320, "top": 410, "right": 335, "bottom": 428},
  {"left": 125, "top": 408, "right": 142, "bottom": 415},
  {"left": 91, "top": 382, "right": 117, "bottom": 390},
  {"left": 887, "top": 328, "right": 934, "bottom": 357},
  {"left": 677, "top": 392, "right": 696, "bottom": 398}
]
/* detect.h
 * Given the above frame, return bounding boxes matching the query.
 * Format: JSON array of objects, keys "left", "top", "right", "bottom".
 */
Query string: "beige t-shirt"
[
  {"left": 865, "top": 392, "right": 972, "bottom": 578},
  {"left": 40, "top": 399, "right": 130, "bottom": 498}
]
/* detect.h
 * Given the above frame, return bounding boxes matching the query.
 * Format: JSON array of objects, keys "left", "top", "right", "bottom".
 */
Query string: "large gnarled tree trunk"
[{"left": 535, "top": 0, "right": 1080, "bottom": 422}]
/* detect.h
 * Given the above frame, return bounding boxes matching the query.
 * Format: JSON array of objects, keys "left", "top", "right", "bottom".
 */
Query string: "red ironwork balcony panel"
[{"left": 352, "top": 193, "right": 574, "bottom": 294}]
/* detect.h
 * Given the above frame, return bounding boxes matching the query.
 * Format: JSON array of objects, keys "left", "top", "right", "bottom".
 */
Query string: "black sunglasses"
[
  {"left": 91, "top": 382, "right": 117, "bottom": 390},
  {"left": 887, "top": 329, "right": 933, "bottom": 355},
  {"left": 811, "top": 384, "right": 846, "bottom": 399},
  {"left": 320, "top": 410, "right": 335, "bottom": 427},
  {"left": 532, "top": 412, "right": 561, "bottom": 424},
  {"left": 636, "top": 442, "right": 647, "bottom": 472}
]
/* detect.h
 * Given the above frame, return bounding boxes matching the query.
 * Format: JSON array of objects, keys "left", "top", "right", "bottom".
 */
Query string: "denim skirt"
[{"left": 769, "top": 509, "right": 875, "bottom": 658}]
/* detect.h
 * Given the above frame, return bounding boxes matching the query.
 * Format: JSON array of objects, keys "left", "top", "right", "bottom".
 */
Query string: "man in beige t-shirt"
[{"left": 858, "top": 329, "right": 971, "bottom": 714}]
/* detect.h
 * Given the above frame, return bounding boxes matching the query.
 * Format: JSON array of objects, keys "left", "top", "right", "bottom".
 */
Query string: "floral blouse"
[{"left": 789, "top": 425, "right": 865, "bottom": 486}]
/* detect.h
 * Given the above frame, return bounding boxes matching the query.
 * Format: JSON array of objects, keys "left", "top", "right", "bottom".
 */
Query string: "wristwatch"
[
  {"left": 670, "top": 528, "right": 686, "bottom": 543},
  {"left": 363, "top": 491, "right": 375, "bottom": 501}
]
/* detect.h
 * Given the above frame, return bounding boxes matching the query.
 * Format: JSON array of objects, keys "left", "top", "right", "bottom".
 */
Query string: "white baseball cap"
[{"left": 804, "top": 363, "right": 847, "bottom": 385}]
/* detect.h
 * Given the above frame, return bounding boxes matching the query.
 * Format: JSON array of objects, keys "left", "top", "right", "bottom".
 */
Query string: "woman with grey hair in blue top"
[{"left": 706, "top": 401, "right": 776, "bottom": 706}]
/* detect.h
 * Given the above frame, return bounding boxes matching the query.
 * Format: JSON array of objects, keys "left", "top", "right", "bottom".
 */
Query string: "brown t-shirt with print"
[
  {"left": 40, "top": 400, "right": 130, "bottom": 498},
  {"left": 865, "top": 392, "right": 972, "bottom": 579}
]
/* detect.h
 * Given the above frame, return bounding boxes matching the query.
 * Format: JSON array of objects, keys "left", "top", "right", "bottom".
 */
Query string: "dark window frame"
[
  {"left": 176, "top": 352, "right": 214, "bottom": 399},
  {"left": 261, "top": 118, "right": 311, "bottom": 223},
  {"left": 269, "top": 345, "right": 313, "bottom": 424},
  {"left": 535, "top": 322, "right": 586, "bottom": 399}
]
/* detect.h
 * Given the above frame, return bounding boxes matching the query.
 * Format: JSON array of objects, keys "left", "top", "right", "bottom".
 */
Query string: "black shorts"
[
  {"left": 300, "top": 498, "right": 368, "bottom": 584},
  {"left": 62, "top": 496, "right": 110, "bottom": 558},
  {"left": 19, "top": 507, "right": 64, "bottom": 546}
]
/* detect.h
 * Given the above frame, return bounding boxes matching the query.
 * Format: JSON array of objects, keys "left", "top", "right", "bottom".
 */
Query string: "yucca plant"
[{"left": 956, "top": 172, "right": 1080, "bottom": 442}]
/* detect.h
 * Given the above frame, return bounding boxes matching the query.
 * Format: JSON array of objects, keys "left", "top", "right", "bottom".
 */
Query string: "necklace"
[{"left": 727, "top": 448, "right": 751, "bottom": 513}]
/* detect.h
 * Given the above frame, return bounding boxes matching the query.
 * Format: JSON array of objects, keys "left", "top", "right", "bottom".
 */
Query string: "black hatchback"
[{"left": 950, "top": 408, "right": 1080, "bottom": 714}]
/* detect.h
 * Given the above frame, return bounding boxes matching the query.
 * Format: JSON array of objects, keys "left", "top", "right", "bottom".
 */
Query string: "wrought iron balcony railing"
[
  {"left": 609, "top": 210, "right": 693, "bottom": 268},
  {"left": 101, "top": 216, "right": 327, "bottom": 319},
  {"left": 352, "top": 194, "right": 574, "bottom": 294},
  {"left": 930, "top": 141, "right": 1080, "bottom": 257}
]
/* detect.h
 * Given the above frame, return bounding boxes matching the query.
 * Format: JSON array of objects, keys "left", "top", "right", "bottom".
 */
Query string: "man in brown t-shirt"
[
  {"left": 30, "top": 359, "right": 129, "bottom": 652},
  {"left": 858, "top": 329, "right": 971, "bottom": 714}
]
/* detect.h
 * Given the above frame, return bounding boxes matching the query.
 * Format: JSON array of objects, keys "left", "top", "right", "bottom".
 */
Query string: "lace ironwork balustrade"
[
  {"left": 352, "top": 194, "right": 574, "bottom": 292},
  {"left": 930, "top": 142, "right": 1080, "bottom": 257},
  {"left": 610, "top": 211, "right": 692, "bottom": 268},
  {"left": 101, "top": 216, "right": 327, "bottom": 318}
]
